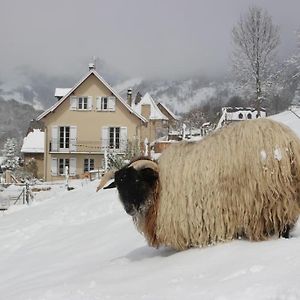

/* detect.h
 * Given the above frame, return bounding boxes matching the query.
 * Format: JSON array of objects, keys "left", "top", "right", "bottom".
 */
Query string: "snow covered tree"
[
  {"left": 286, "top": 29, "right": 300, "bottom": 81},
  {"left": 106, "top": 139, "right": 141, "bottom": 170},
  {"left": 231, "top": 6, "right": 280, "bottom": 116},
  {"left": 2, "top": 138, "right": 19, "bottom": 171}
]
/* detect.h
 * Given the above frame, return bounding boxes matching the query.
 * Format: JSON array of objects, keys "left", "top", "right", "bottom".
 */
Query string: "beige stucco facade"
[{"left": 39, "top": 72, "right": 146, "bottom": 181}]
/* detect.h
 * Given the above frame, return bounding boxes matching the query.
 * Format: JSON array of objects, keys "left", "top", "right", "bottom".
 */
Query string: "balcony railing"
[{"left": 49, "top": 139, "right": 128, "bottom": 153}]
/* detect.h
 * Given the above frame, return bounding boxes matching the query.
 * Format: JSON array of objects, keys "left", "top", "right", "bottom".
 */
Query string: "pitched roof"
[
  {"left": 132, "top": 93, "right": 168, "bottom": 120},
  {"left": 158, "top": 102, "right": 180, "bottom": 120},
  {"left": 21, "top": 129, "right": 44, "bottom": 153},
  {"left": 37, "top": 69, "right": 147, "bottom": 123}
]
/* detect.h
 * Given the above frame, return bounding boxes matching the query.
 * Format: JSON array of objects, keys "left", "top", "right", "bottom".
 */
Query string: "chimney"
[
  {"left": 127, "top": 88, "right": 133, "bottom": 107},
  {"left": 88, "top": 62, "right": 95, "bottom": 71},
  {"left": 89, "top": 56, "right": 97, "bottom": 70}
]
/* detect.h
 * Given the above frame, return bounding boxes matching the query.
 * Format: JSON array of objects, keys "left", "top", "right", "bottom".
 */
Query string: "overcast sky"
[{"left": 1, "top": 0, "right": 300, "bottom": 82}]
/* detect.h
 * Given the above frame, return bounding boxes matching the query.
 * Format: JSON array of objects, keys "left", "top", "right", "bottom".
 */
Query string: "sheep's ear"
[
  {"left": 103, "top": 181, "right": 117, "bottom": 189},
  {"left": 139, "top": 168, "right": 158, "bottom": 185}
]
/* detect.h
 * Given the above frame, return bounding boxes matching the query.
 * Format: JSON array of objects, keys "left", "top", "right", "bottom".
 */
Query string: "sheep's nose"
[{"left": 124, "top": 204, "right": 135, "bottom": 216}]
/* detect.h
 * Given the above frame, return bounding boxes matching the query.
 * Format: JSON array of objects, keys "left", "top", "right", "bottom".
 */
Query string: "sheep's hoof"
[{"left": 281, "top": 225, "right": 290, "bottom": 239}]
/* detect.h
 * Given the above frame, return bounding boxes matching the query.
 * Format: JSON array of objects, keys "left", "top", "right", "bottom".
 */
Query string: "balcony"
[{"left": 49, "top": 139, "right": 128, "bottom": 154}]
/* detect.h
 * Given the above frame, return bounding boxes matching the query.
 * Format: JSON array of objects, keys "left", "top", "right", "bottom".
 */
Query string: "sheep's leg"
[{"left": 281, "top": 225, "right": 290, "bottom": 239}]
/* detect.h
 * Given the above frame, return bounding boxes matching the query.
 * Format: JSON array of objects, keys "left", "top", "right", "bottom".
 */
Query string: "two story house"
[{"left": 37, "top": 66, "right": 147, "bottom": 181}]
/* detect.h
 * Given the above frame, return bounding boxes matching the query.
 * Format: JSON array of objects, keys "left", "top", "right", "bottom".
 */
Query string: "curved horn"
[
  {"left": 129, "top": 160, "right": 158, "bottom": 172},
  {"left": 96, "top": 169, "right": 116, "bottom": 192}
]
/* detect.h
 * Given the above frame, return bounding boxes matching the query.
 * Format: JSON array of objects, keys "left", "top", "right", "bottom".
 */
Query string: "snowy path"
[{"left": 0, "top": 179, "right": 300, "bottom": 299}]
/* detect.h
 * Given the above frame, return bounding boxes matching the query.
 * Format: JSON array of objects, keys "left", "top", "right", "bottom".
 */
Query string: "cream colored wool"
[{"left": 154, "top": 118, "right": 300, "bottom": 250}]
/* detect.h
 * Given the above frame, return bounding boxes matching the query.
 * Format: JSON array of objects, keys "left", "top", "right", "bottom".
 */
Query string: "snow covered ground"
[{"left": 1, "top": 109, "right": 300, "bottom": 299}]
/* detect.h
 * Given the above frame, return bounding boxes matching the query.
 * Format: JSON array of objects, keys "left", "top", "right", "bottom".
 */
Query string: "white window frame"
[
  {"left": 70, "top": 96, "right": 92, "bottom": 111},
  {"left": 101, "top": 97, "right": 109, "bottom": 111},
  {"left": 101, "top": 126, "right": 127, "bottom": 151},
  {"left": 58, "top": 158, "right": 69, "bottom": 176},
  {"left": 96, "top": 96, "right": 115, "bottom": 111},
  {"left": 78, "top": 97, "right": 88, "bottom": 110},
  {"left": 109, "top": 127, "right": 120, "bottom": 149},
  {"left": 84, "top": 158, "right": 95, "bottom": 172},
  {"left": 59, "top": 126, "right": 70, "bottom": 151}
]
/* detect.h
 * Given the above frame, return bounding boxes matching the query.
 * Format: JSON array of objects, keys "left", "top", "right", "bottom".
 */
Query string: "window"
[
  {"left": 78, "top": 97, "right": 88, "bottom": 110},
  {"left": 59, "top": 126, "right": 70, "bottom": 149},
  {"left": 102, "top": 126, "right": 127, "bottom": 151},
  {"left": 59, "top": 158, "right": 69, "bottom": 175},
  {"left": 84, "top": 158, "right": 94, "bottom": 172},
  {"left": 247, "top": 113, "right": 252, "bottom": 119},
  {"left": 96, "top": 96, "right": 115, "bottom": 111},
  {"left": 101, "top": 97, "right": 108, "bottom": 110},
  {"left": 238, "top": 113, "right": 243, "bottom": 119},
  {"left": 51, "top": 157, "right": 76, "bottom": 176},
  {"left": 109, "top": 127, "right": 120, "bottom": 149},
  {"left": 70, "top": 96, "right": 92, "bottom": 110}
]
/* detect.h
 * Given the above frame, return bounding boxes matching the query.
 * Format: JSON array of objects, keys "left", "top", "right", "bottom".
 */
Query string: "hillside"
[
  {"left": 0, "top": 110, "right": 300, "bottom": 299},
  {"left": 114, "top": 77, "right": 237, "bottom": 114},
  {"left": 1, "top": 71, "right": 237, "bottom": 115},
  {"left": 0, "top": 97, "right": 42, "bottom": 151}
]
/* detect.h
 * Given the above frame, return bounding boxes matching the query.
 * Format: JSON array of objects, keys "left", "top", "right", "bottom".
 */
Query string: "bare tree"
[{"left": 231, "top": 6, "right": 280, "bottom": 116}]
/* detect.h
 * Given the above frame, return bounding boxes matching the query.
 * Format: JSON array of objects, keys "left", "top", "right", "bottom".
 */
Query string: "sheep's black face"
[{"left": 114, "top": 167, "right": 158, "bottom": 216}]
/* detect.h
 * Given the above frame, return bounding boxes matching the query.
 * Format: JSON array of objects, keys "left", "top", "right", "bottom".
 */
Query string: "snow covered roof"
[
  {"left": 54, "top": 88, "right": 71, "bottom": 98},
  {"left": 269, "top": 106, "right": 300, "bottom": 137},
  {"left": 158, "top": 102, "right": 180, "bottom": 120},
  {"left": 216, "top": 107, "right": 267, "bottom": 129},
  {"left": 223, "top": 107, "right": 266, "bottom": 113},
  {"left": 132, "top": 93, "right": 168, "bottom": 120},
  {"left": 21, "top": 129, "right": 44, "bottom": 153},
  {"left": 37, "top": 69, "right": 147, "bottom": 123}
]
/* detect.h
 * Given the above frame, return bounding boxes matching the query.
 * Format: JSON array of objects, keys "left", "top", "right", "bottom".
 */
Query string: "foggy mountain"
[
  {"left": 0, "top": 67, "right": 236, "bottom": 115},
  {"left": 0, "top": 65, "right": 295, "bottom": 152},
  {"left": 0, "top": 97, "right": 42, "bottom": 152},
  {"left": 114, "top": 77, "right": 238, "bottom": 114}
]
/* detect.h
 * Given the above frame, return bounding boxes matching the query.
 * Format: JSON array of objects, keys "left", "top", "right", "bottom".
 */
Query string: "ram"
[{"left": 97, "top": 118, "right": 300, "bottom": 250}]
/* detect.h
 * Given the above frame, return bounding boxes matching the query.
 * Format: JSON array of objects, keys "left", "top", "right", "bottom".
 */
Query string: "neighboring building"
[
  {"left": 216, "top": 107, "right": 267, "bottom": 129},
  {"left": 37, "top": 66, "right": 147, "bottom": 181},
  {"left": 55, "top": 88, "right": 71, "bottom": 101},
  {"left": 157, "top": 102, "right": 180, "bottom": 130},
  {"left": 21, "top": 129, "right": 45, "bottom": 178},
  {"left": 131, "top": 92, "right": 169, "bottom": 142}
]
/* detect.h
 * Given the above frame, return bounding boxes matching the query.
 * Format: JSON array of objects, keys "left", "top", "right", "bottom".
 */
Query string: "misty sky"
[{"left": 1, "top": 0, "right": 300, "bottom": 82}]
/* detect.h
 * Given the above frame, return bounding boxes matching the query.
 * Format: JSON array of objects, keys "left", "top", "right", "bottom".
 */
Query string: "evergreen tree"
[{"left": 2, "top": 138, "right": 19, "bottom": 171}]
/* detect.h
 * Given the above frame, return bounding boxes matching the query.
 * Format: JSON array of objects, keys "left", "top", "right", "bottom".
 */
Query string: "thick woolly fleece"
[{"left": 148, "top": 119, "right": 300, "bottom": 250}]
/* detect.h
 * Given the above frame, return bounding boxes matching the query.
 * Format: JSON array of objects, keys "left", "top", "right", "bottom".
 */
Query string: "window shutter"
[
  {"left": 96, "top": 97, "right": 101, "bottom": 111},
  {"left": 70, "top": 96, "right": 77, "bottom": 111},
  {"left": 51, "top": 126, "right": 58, "bottom": 151},
  {"left": 87, "top": 96, "right": 93, "bottom": 110},
  {"left": 108, "top": 96, "right": 116, "bottom": 111},
  {"left": 69, "top": 157, "right": 76, "bottom": 176},
  {"left": 101, "top": 127, "right": 109, "bottom": 150},
  {"left": 120, "top": 127, "right": 128, "bottom": 151},
  {"left": 51, "top": 158, "right": 58, "bottom": 176},
  {"left": 70, "top": 126, "right": 77, "bottom": 151}
]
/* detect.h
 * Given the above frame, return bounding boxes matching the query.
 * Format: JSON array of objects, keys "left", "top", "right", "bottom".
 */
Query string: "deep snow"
[{"left": 1, "top": 110, "right": 300, "bottom": 299}]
